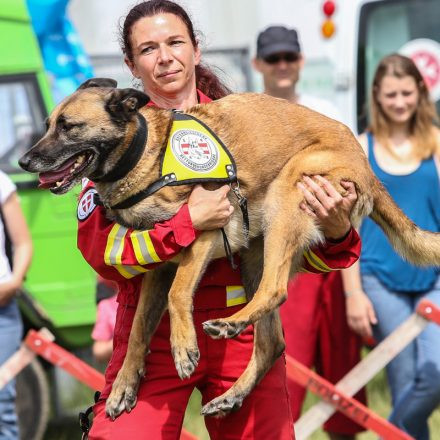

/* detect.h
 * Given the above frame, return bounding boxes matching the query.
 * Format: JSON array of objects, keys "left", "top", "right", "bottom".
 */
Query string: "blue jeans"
[
  {"left": 362, "top": 274, "right": 440, "bottom": 440},
  {"left": 0, "top": 300, "right": 22, "bottom": 439}
]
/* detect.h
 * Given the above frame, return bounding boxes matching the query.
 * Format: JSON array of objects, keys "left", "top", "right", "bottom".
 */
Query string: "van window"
[
  {"left": 357, "top": 0, "right": 440, "bottom": 133},
  {"left": 0, "top": 75, "right": 46, "bottom": 173}
]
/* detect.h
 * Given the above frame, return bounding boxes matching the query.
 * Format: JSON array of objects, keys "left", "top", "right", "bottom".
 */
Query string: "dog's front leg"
[
  {"left": 106, "top": 265, "right": 174, "bottom": 419},
  {"left": 201, "top": 310, "right": 285, "bottom": 417},
  {"left": 168, "top": 230, "right": 219, "bottom": 379}
]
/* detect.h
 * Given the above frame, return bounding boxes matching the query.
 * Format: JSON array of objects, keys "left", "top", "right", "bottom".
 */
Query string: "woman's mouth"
[{"left": 158, "top": 70, "right": 181, "bottom": 78}]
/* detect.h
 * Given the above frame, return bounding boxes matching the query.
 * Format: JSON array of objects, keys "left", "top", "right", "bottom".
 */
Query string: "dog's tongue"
[{"left": 38, "top": 156, "right": 78, "bottom": 188}]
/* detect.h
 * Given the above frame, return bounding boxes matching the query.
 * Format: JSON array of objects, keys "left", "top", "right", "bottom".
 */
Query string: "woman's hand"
[
  {"left": 0, "top": 276, "right": 20, "bottom": 307},
  {"left": 188, "top": 184, "right": 234, "bottom": 230},
  {"left": 298, "top": 175, "right": 357, "bottom": 240},
  {"left": 345, "top": 290, "right": 377, "bottom": 338}
]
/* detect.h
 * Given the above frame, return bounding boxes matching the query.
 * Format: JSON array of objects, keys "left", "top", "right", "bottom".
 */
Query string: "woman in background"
[
  {"left": 343, "top": 53, "right": 440, "bottom": 440},
  {"left": 0, "top": 170, "right": 32, "bottom": 439}
]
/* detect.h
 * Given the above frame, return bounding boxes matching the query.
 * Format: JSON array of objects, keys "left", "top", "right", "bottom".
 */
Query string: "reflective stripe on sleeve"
[
  {"left": 226, "top": 285, "right": 247, "bottom": 307},
  {"left": 303, "top": 249, "right": 332, "bottom": 273},
  {"left": 105, "top": 224, "right": 149, "bottom": 279},
  {"left": 130, "top": 230, "right": 162, "bottom": 265}
]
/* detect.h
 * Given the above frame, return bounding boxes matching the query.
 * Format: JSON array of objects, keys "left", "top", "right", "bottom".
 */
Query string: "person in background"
[
  {"left": 79, "top": 3, "right": 361, "bottom": 438},
  {"left": 0, "top": 170, "right": 32, "bottom": 439},
  {"left": 91, "top": 276, "right": 118, "bottom": 363},
  {"left": 342, "top": 53, "right": 440, "bottom": 440},
  {"left": 253, "top": 25, "right": 366, "bottom": 440}
]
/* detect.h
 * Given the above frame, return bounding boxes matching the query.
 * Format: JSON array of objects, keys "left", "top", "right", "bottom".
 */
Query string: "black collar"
[{"left": 94, "top": 114, "right": 147, "bottom": 183}]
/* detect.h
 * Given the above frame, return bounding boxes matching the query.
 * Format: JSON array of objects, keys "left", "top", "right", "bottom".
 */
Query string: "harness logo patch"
[
  {"left": 171, "top": 129, "right": 219, "bottom": 172},
  {"left": 78, "top": 188, "right": 98, "bottom": 221}
]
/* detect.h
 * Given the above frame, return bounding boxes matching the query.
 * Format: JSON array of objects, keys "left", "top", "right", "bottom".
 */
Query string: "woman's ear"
[
  {"left": 194, "top": 45, "right": 201, "bottom": 66},
  {"left": 125, "top": 56, "right": 140, "bottom": 79}
]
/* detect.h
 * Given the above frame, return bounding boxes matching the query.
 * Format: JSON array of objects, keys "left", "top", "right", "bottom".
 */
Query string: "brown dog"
[{"left": 19, "top": 78, "right": 440, "bottom": 419}]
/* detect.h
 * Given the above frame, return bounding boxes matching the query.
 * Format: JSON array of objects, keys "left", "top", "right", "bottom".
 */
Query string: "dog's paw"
[
  {"left": 172, "top": 346, "right": 200, "bottom": 380},
  {"left": 202, "top": 319, "right": 248, "bottom": 339},
  {"left": 201, "top": 395, "right": 244, "bottom": 418},
  {"left": 105, "top": 368, "right": 143, "bottom": 420}
]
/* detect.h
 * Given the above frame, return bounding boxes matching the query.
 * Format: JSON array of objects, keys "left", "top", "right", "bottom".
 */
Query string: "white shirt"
[
  {"left": 298, "top": 94, "right": 343, "bottom": 123},
  {"left": 0, "top": 171, "right": 16, "bottom": 282}
]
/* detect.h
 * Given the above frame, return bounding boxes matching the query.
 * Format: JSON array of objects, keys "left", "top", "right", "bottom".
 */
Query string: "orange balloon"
[{"left": 322, "top": 19, "right": 335, "bottom": 38}]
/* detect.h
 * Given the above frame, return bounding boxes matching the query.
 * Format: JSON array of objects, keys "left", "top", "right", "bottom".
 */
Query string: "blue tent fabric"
[{"left": 26, "top": 0, "right": 94, "bottom": 102}]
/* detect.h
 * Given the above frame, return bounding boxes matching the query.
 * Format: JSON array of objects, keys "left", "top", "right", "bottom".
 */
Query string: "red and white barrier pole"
[
  {"left": 287, "top": 356, "right": 412, "bottom": 439},
  {"left": 0, "top": 328, "right": 197, "bottom": 440},
  {"left": 294, "top": 299, "right": 440, "bottom": 439}
]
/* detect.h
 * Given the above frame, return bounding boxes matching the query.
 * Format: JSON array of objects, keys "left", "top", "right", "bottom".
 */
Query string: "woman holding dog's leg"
[
  {"left": 78, "top": 2, "right": 361, "bottom": 439},
  {"left": 342, "top": 54, "right": 440, "bottom": 440}
]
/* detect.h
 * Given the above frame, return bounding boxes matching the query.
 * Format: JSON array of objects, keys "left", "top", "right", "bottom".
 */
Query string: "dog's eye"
[
  {"left": 57, "top": 117, "right": 76, "bottom": 133},
  {"left": 61, "top": 123, "right": 75, "bottom": 132},
  {"left": 44, "top": 118, "right": 50, "bottom": 132}
]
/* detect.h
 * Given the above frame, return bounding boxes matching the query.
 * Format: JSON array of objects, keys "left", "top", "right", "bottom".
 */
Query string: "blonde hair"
[{"left": 369, "top": 53, "right": 439, "bottom": 160}]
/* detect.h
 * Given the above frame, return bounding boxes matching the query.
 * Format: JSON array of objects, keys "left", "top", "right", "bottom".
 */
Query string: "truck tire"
[{"left": 16, "top": 359, "right": 50, "bottom": 440}]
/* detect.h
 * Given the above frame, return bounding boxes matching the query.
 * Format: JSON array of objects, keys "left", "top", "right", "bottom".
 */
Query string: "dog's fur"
[{"left": 19, "top": 79, "right": 440, "bottom": 419}]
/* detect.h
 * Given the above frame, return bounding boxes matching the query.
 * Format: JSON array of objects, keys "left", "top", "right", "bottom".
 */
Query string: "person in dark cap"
[
  {"left": 253, "top": 25, "right": 366, "bottom": 440},
  {"left": 253, "top": 25, "right": 340, "bottom": 120}
]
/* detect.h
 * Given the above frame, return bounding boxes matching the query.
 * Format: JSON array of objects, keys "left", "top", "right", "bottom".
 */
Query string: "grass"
[
  {"left": 44, "top": 361, "right": 440, "bottom": 439},
  {"left": 182, "top": 365, "right": 440, "bottom": 439}
]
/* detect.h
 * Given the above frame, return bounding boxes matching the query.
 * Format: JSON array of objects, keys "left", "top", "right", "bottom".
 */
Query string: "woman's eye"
[
  {"left": 140, "top": 46, "right": 153, "bottom": 54},
  {"left": 170, "top": 40, "right": 184, "bottom": 46}
]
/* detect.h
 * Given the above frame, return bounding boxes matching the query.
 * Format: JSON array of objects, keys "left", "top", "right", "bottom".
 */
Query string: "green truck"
[{"left": 0, "top": 1, "right": 97, "bottom": 437}]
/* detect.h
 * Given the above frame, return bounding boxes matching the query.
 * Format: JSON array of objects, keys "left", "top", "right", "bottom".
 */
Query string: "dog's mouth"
[{"left": 38, "top": 151, "right": 94, "bottom": 193}]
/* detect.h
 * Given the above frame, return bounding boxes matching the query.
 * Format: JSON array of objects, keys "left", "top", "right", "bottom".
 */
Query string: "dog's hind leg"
[
  {"left": 167, "top": 230, "right": 219, "bottom": 379},
  {"left": 201, "top": 310, "right": 285, "bottom": 417},
  {"left": 203, "top": 163, "right": 320, "bottom": 339},
  {"left": 106, "top": 264, "right": 175, "bottom": 419},
  {"left": 201, "top": 237, "right": 285, "bottom": 416}
]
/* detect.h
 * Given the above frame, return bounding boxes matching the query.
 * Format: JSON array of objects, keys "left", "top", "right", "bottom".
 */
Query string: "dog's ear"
[
  {"left": 105, "top": 88, "right": 150, "bottom": 120},
  {"left": 78, "top": 78, "right": 118, "bottom": 90}
]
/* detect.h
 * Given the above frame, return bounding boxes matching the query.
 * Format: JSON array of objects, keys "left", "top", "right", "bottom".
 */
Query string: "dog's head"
[{"left": 18, "top": 78, "right": 150, "bottom": 194}]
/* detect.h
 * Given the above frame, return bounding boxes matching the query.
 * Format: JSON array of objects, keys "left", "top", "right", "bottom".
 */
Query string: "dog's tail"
[{"left": 371, "top": 178, "right": 440, "bottom": 266}]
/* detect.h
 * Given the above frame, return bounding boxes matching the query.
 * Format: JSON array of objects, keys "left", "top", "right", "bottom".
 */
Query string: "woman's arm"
[
  {"left": 342, "top": 261, "right": 377, "bottom": 338},
  {"left": 77, "top": 183, "right": 233, "bottom": 279},
  {"left": 0, "top": 192, "right": 33, "bottom": 306}
]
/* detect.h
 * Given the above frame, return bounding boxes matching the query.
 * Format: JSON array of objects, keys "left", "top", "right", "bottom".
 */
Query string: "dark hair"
[
  {"left": 370, "top": 53, "right": 439, "bottom": 160},
  {"left": 120, "top": 0, "right": 231, "bottom": 100}
]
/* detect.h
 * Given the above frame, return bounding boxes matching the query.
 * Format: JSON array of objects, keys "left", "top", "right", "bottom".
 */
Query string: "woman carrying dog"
[
  {"left": 342, "top": 54, "right": 440, "bottom": 440},
  {"left": 78, "top": 1, "right": 361, "bottom": 438}
]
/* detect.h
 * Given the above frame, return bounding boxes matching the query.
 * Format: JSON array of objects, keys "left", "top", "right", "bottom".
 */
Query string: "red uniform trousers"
[
  {"left": 280, "top": 272, "right": 366, "bottom": 435},
  {"left": 90, "top": 286, "right": 295, "bottom": 440}
]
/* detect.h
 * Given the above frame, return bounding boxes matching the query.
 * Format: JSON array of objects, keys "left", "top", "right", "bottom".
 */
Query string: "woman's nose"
[{"left": 158, "top": 45, "right": 172, "bottom": 63}]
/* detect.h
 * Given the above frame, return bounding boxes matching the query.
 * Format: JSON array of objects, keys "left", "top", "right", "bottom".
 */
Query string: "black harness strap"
[
  {"left": 221, "top": 228, "right": 237, "bottom": 270},
  {"left": 78, "top": 391, "right": 101, "bottom": 439},
  {"left": 94, "top": 114, "right": 147, "bottom": 183},
  {"left": 111, "top": 173, "right": 177, "bottom": 210}
]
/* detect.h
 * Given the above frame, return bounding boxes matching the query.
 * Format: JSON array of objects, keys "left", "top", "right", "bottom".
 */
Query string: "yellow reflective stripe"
[
  {"left": 105, "top": 224, "right": 125, "bottom": 266},
  {"left": 303, "top": 251, "right": 328, "bottom": 272},
  {"left": 303, "top": 250, "right": 331, "bottom": 272},
  {"left": 308, "top": 250, "right": 332, "bottom": 271},
  {"left": 114, "top": 264, "right": 149, "bottom": 279},
  {"left": 226, "top": 285, "right": 247, "bottom": 307},
  {"left": 105, "top": 224, "right": 150, "bottom": 279},
  {"left": 298, "top": 267, "right": 312, "bottom": 273},
  {"left": 130, "top": 230, "right": 161, "bottom": 265}
]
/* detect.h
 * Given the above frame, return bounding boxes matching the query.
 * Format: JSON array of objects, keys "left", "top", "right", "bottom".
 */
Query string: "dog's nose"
[{"left": 18, "top": 154, "right": 31, "bottom": 171}]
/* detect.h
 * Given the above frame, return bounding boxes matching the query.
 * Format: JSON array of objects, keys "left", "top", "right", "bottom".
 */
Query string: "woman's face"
[
  {"left": 376, "top": 74, "right": 420, "bottom": 125},
  {"left": 126, "top": 13, "right": 201, "bottom": 97}
]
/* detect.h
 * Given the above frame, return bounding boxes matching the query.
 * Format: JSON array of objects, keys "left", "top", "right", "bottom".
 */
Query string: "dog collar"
[
  {"left": 110, "top": 111, "right": 237, "bottom": 210},
  {"left": 93, "top": 114, "right": 147, "bottom": 183}
]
